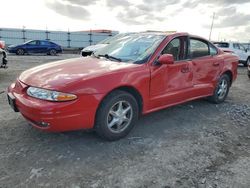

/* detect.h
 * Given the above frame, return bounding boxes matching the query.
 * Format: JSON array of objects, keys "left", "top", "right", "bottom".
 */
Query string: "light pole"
[{"left": 209, "top": 12, "right": 215, "bottom": 41}]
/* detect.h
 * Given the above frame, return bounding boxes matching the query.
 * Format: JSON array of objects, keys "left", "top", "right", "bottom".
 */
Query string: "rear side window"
[
  {"left": 49, "top": 42, "right": 56, "bottom": 46},
  {"left": 214, "top": 42, "right": 229, "bottom": 48},
  {"left": 190, "top": 38, "right": 209, "bottom": 58},
  {"left": 40, "top": 41, "right": 49, "bottom": 45}
]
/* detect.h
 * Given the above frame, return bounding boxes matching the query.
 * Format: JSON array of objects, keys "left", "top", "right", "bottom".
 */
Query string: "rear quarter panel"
[{"left": 221, "top": 53, "right": 239, "bottom": 82}]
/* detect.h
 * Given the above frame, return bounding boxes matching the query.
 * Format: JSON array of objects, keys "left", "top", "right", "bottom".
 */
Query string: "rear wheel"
[
  {"left": 95, "top": 90, "right": 139, "bottom": 141},
  {"left": 49, "top": 49, "right": 57, "bottom": 56},
  {"left": 208, "top": 74, "right": 230, "bottom": 104},
  {"left": 16, "top": 48, "right": 24, "bottom": 55}
]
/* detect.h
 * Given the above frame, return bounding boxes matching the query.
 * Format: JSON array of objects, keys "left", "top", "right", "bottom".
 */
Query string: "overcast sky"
[{"left": 1, "top": 0, "right": 250, "bottom": 42}]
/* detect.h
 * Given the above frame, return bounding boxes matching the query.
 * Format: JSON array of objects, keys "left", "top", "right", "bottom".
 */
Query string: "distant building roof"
[{"left": 75, "top": 29, "right": 115, "bottom": 33}]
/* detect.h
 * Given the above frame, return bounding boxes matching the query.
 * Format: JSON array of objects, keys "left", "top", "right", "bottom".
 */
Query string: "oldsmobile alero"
[{"left": 7, "top": 32, "right": 239, "bottom": 140}]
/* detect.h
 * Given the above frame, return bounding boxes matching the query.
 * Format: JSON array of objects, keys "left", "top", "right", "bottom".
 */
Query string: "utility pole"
[{"left": 209, "top": 12, "right": 215, "bottom": 41}]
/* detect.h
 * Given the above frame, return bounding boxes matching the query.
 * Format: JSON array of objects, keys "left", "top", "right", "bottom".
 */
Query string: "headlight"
[{"left": 27, "top": 87, "right": 77, "bottom": 102}]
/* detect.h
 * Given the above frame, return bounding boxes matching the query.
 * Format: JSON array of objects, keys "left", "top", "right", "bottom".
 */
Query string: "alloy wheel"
[
  {"left": 217, "top": 79, "right": 228, "bottom": 100},
  {"left": 107, "top": 101, "right": 133, "bottom": 134}
]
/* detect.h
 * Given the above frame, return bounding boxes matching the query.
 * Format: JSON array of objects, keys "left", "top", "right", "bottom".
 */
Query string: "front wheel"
[
  {"left": 95, "top": 90, "right": 139, "bottom": 141},
  {"left": 16, "top": 48, "right": 24, "bottom": 55},
  {"left": 243, "top": 58, "right": 250, "bottom": 67},
  {"left": 246, "top": 57, "right": 250, "bottom": 67},
  {"left": 208, "top": 74, "right": 230, "bottom": 104}
]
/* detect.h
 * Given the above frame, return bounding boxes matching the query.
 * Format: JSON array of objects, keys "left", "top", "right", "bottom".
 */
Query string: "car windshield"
[
  {"left": 94, "top": 34, "right": 165, "bottom": 63},
  {"left": 98, "top": 33, "right": 127, "bottom": 44}
]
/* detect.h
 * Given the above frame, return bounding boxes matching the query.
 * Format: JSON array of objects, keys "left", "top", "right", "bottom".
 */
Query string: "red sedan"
[{"left": 8, "top": 32, "right": 238, "bottom": 140}]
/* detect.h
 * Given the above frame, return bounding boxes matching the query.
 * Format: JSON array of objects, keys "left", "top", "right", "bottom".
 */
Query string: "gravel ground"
[{"left": 0, "top": 54, "right": 249, "bottom": 188}]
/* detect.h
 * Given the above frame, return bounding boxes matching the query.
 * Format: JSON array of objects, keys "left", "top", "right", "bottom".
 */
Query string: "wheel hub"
[{"left": 107, "top": 101, "right": 132, "bottom": 133}]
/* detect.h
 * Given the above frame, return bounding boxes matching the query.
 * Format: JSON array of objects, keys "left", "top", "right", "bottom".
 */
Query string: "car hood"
[
  {"left": 19, "top": 57, "right": 140, "bottom": 91},
  {"left": 82, "top": 44, "right": 107, "bottom": 52}
]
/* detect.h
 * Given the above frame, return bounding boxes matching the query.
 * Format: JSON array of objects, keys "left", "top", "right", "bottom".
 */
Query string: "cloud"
[
  {"left": 216, "top": 6, "right": 236, "bottom": 16},
  {"left": 115, "top": 3, "right": 167, "bottom": 26},
  {"left": 106, "top": 0, "right": 131, "bottom": 8},
  {"left": 45, "top": 0, "right": 90, "bottom": 20},
  {"left": 215, "top": 13, "right": 250, "bottom": 28},
  {"left": 63, "top": 0, "right": 99, "bottom": 6},
  {"left": 182, "top": 0, "right": 250, "bottom": 8},
  {"left": 142, "top": 0, "right": 180, "bottom": 9}
]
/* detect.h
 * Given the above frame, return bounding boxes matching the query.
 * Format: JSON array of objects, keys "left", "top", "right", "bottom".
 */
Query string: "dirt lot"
[{"left": 0, "top": 54, "right": 249, "bottom": 188}]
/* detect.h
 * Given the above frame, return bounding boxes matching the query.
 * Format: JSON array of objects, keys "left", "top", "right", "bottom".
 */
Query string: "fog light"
[{"left": 37, "top": 121, "right": 50, "bottom": 127}]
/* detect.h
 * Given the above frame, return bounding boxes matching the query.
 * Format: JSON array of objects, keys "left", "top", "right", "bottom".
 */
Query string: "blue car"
[{"left": 7, "top": 40, "right": 62, "bottom": 55}]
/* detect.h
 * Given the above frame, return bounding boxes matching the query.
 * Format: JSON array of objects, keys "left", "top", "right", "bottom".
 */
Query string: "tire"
[
  {"left": 16, "top": 48, "right": 24, "bottom": 55},
  {"left": 49, "top": 49, "right": 57, "bottom": 56},
  {"left": 246, "top": 57, "right": 250, "bottom": 67},
  {"left": 95, "top": 90, "right": 139, "bottom": 141},
  {"left": 208, "top": 74, "right": 230, "bottom": 104}
]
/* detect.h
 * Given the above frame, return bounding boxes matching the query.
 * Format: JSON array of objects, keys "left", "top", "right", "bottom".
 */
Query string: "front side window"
[
  {"left": 95, "top": 34, "right": 165, "bottom": 63},
  {"left": 190, "top": 38, "right": 209, "bottom": 58},
  {"left": 209, "top": 44, "right": 218, "bottom": 56},
  {"left": 239, "top": 44, "right": 246, "bottom": 51},
  {"left": 162, "top": 38, "right": 181, "bottom": 61},
  {"left": 233, "top": 43, "right": 240, "bottom": 49},
  {"left": 27, "top": 41, "right": 37, "bottom": 45}
]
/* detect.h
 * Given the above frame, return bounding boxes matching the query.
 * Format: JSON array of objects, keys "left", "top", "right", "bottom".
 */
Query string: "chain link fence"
[{"left": 0, "top": 28, "right": 118, "bottom": 49}]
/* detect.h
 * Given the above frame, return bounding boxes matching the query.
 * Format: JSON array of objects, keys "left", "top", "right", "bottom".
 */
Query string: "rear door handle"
[
  {"left": 213, "top": 62, "right": 220, "bottom": 66},
  {"left": 181, "top": 67, "right": 190, "bottom": 73}
]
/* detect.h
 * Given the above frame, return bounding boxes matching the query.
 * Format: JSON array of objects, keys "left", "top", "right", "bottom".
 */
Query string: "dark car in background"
[{"left": 7, "top": 40, "right": 62, "bottom": 55}]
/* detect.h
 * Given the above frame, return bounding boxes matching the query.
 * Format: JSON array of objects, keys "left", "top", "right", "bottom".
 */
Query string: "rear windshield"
[{"left": 213, "top": 42, "right": 229, "bottom": 48}]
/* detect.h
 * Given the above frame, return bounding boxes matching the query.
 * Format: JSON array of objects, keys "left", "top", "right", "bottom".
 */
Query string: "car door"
[
  {"left": 238, "top": 43, "right": 249, "bottom": 61},
  {"left": 25, "top": 40, "right": 37, "bottom": 53},
  {"left": 149, "top": 36, "right": 194, "bottom": 109},
  {"left": 190, "top": 38, "right": 223, "bottom": 95},
  {"left": 233, "top": 43, "right": 248, "bottom": 61},
  {"left": 39, "top": 41, "right": 49, "bottom": 53}
]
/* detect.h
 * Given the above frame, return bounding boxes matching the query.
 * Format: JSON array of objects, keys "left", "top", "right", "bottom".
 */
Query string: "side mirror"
[{"left": 158, "top": 54, "right": 174, "bottom": 65}]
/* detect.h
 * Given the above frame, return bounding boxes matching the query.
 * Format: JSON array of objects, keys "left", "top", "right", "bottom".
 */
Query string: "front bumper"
[{"left": 8, "top": 80, "right": 102, "bottom": 132}]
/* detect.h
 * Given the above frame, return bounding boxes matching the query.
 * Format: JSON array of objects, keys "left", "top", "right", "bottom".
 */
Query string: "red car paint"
[{"left": 8, "top": 33, "right": 238, "bottom": 132}]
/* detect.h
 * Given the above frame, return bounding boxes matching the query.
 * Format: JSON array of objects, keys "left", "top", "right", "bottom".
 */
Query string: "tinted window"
[
  {"left": 40, "top": 41, "right": 49, "bottom": 45},
  {"left": 209, "top": 44, "right": 218, "bottom": 55},
  {"left": 214, "top": 42, "right": 229, "bottom": 48},
  {"left": 233, "top": 43, "right": 240, "bottom": 49},
  {"left": 162, "top": 38, "right": 181, "bottom": 61},
  {"left": 190, "top": 38, "right": 209, "bottom": 58},
  {"left": 161, "top": 37, "right": 188, "bottom": 61},
  {"left": 28, "top": 41, "right": 38, "bottom": 45},
  {"left": 239, "top": 44, "right": 246, "bottom": 51},
  {"left": 49, "top": 42, "right": 56, "bottom": 46}
]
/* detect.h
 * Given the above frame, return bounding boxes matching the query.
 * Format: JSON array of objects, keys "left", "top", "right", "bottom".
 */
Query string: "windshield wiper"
[{"left": 98, "top": 54, "right": 122, "bottom": 62}]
